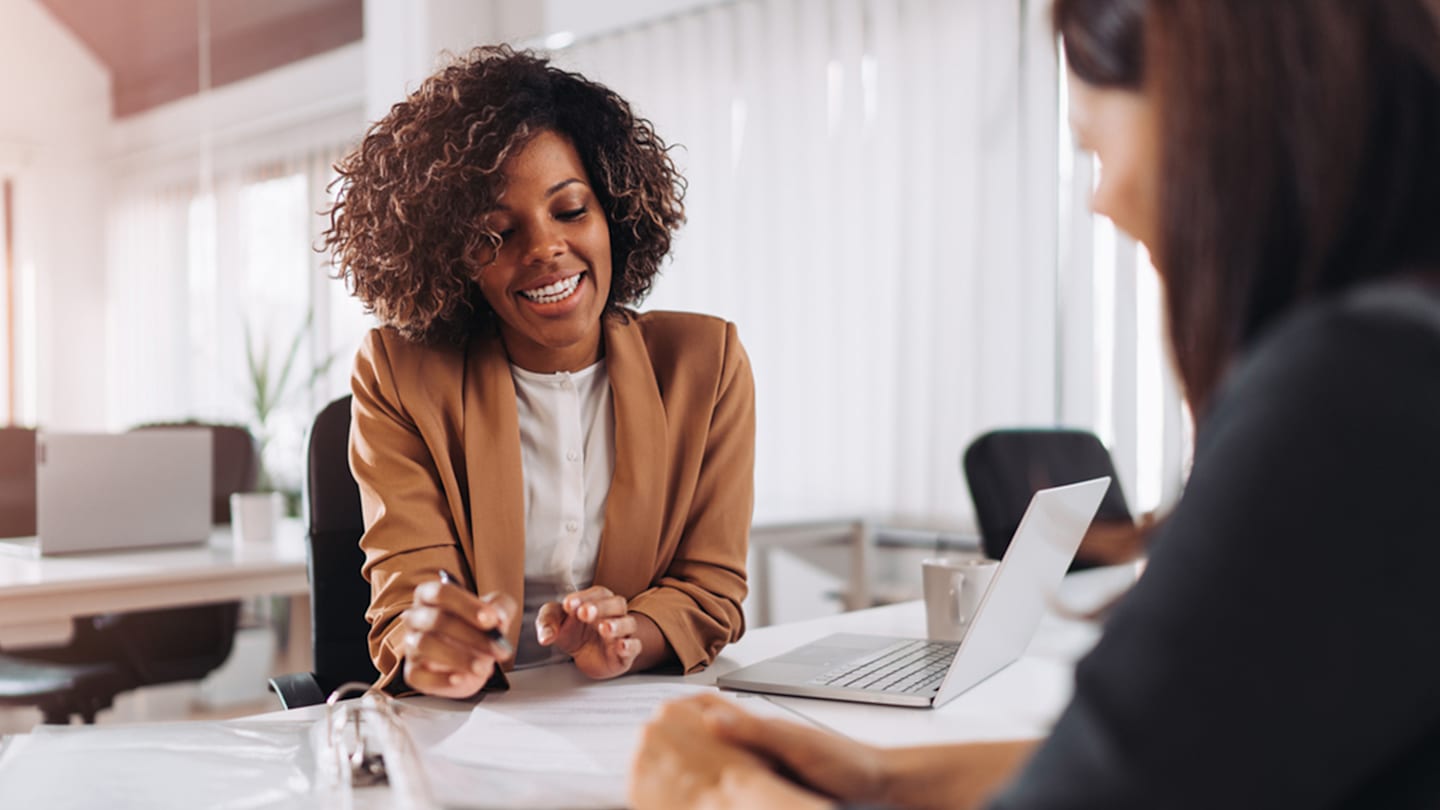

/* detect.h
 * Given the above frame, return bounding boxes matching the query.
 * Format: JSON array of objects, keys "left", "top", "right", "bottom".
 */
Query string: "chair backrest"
[
  {"left": 306, "top": 395, "right": 380, "bottom": 687},
  {"left": 132, "top": 422, "right": 260, "bottom": 524},
  {"left": 963, "top": 429, "right": 1133, "bottom": 562},
  {"left": 0, "top": 426, "right": 36, "bottom": 537}
]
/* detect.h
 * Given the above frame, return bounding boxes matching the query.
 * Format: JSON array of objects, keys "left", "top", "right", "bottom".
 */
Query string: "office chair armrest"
[{"left": 267, "top": 672, "right": 328, "bottom": 710}]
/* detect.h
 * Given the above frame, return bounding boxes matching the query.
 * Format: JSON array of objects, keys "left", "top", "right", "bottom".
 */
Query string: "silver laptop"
[
  {"left": 718, "top": 477, "right": 1110, "bottom": 708},
  {"left": 0, "top": 431, "right": 213, "bottom": 556}
]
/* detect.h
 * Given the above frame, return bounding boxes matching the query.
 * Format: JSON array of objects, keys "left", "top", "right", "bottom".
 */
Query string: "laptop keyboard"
[{"left": 809, "top": 639, "right": 961, "bottom": 695}]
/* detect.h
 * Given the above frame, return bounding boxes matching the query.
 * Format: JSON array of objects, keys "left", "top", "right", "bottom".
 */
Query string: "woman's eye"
[
  {"left": 557, "top": 207, "right": 587, "bottom": 221},
  {"left": 497, "top": 228, "right": 515, "bottom": 240}
]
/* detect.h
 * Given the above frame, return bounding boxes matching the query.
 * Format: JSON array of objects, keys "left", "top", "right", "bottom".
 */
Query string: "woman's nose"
[{"left": 522, "top": 223, "right": 566, "bottom": 264}]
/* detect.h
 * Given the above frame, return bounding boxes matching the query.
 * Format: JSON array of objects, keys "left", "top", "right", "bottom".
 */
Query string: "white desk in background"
[
  {"left": 749, "top": 516, "right": 981, "bottom": 626},
  {"left": 0, "top": 519, "right": 309, "bottom": 649}
]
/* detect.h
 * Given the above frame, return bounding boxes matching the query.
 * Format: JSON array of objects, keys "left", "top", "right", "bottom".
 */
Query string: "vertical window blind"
[{"left": 555, "top": 0, "right": 1189, "bottom": 526}]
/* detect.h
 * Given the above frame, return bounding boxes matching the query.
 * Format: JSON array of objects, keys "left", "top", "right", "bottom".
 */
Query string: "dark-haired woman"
[
  {"left": 630, "top": 0, "right": 1440, "bottom": 807},
  {"left": 324, "top": 47, "right": 753, "bottom": 698}
]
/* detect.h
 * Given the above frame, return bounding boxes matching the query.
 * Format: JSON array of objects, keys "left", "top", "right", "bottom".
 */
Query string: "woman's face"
[
  {"left": 1067, "top": 73, "right": 1161, "bottom": 253},
  {"left": 477, "top": 129, "right": 613, "bottom": 373}
]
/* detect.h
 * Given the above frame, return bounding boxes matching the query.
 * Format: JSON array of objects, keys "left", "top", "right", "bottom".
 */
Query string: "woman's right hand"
[
  {"left": 695, "top": 694, "right": 890, "bottom": 803},
  {"left": 400, "top": 579, "right": 516, "bottom": 698},
  {"left": 636, "top": 694, "right": 886, "bottom": 805}
]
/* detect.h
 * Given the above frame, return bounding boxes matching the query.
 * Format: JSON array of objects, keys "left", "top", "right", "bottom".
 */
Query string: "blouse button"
[
  {"left": 566, "top": 449, "right": 581, "bottom": 462},
  {"left": 565, "top": 520, "right": 579, "bottom": 533}
]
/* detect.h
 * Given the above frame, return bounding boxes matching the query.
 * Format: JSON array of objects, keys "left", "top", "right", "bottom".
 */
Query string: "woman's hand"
[
  {"left": 401, "top": 579, "right": 515, "bottom": 698},
  {"left": 683, "top": 694, "right": 889, "bottom": 803},
  {"left": 636, "top": 694, "right": 1034, "bottom": 810},
  {"left": 537, "top": 585, "right": 648, "bottom": 679},
  {"left": 630, "top": 696, "right": 834, "bottom": 810}
]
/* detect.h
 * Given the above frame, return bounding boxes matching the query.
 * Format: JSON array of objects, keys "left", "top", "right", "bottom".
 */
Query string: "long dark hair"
[
  {"left": 1056, "top": 0, "right": 1440, "bottom": 416},
  {"left": 1053, "top": 0, "right": 1144, "bottom": 89}
]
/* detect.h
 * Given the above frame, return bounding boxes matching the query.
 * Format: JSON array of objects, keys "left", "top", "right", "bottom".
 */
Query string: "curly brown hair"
[{"left": 323, "top": 45, "right": 686, "bottom": 345}]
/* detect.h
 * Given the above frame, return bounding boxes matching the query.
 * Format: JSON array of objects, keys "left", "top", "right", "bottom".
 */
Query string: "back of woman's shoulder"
[
  {"left": 1263, "top": 277, "right": 1440, "bottom": 367},
  {"left": 1218, "top": 277, "right": 1440, "bottom": 425}
]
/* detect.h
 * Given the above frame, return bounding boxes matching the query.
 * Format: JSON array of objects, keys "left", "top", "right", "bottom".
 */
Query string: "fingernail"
[
  {"left": 471, "top": 658, "right": 490, "bottom": 675},
  {"left": 602, "top": 620, "right": 615, "bottom": 634},
  {"left": 449, "top": 673, "right": 462, "bottom": 685},
  {"left": 409, "top": 608, "right": 434, "bottom": 629},
  {"left": 418, "top": 582, "right": 441, "bottom": 600},
  {"left": 582, "top": 605, "right": 596, "bottom": 620}
]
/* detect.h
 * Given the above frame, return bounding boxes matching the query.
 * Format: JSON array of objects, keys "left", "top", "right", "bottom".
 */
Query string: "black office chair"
[
  {"left": 269, "top": 395, "right": 380, "bottom": 708},
  {"left": 0, "top": 423, "right": 256, "bottom": 724},
  {"left": 963, "top": 428, "right": 1136, "bottom": 569}
]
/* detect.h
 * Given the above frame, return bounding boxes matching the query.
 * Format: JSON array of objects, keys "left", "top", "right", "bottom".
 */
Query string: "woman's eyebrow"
[{"left": 546, "top": 178, "right": 584, "bottom": 197}]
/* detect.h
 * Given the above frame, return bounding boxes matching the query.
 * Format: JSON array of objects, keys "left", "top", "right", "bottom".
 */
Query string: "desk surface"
[
  {"left": 0, "top": 519, "right": 308, "bottom": 648},
  {"left": 269, "top": 563, "right": 1135, "bottom": 741},
  {"left": 0, "top": 564, "right": 1137, "bottom": 809}
]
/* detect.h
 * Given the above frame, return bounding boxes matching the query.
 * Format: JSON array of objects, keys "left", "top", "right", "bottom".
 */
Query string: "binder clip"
[{"left": 318, "top": 681, "right": 438, "bottom": 809}]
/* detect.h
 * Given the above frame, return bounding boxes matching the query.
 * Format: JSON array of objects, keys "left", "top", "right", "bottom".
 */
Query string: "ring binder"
[{"left": 318, "top": 681, "right": 440, "bottom": 809}]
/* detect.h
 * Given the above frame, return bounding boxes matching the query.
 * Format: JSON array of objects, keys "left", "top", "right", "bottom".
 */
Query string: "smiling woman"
[
  {"left": 473, "top": 130, "right": 614, "bottom": 373},
  {"left": 322, "top": 46, "right": 755, "bottom": 699}
]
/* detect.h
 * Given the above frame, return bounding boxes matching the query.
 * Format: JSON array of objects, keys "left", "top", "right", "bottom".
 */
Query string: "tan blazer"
[{"left": 350, "top": 311, "right": 754, "bottom": 686}]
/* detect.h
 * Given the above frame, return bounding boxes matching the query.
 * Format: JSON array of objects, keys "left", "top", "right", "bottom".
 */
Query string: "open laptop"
[
  {"left": 718, "top": 477, "right": 1110, "bottom": 708},
  {"left": 0, "top": 430, "right": 213, "bottom": 556}
]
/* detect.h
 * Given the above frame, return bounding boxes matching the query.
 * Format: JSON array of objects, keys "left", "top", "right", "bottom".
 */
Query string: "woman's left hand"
[
  {"left": 537, "top": 586, "right": 644, "bottom": 679},
  {"left": 629, "top": 697, "right": 835, "bottom": 810}
]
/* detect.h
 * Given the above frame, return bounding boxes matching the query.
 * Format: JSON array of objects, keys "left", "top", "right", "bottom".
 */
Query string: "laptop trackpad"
[
  {"left": 772, "top": 634, "right": 898, "bottom": 667},
  {"left": 774, "top": 644, "right": 860, "bottom": 667}
]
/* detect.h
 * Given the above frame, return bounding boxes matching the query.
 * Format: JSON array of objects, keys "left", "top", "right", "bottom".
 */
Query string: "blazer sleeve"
[
  {"left": 349, "top": 331, "right": 473, "bottom": 688},
  {"left": 628, "top": 322, "right": 755, "bottom": 673}
]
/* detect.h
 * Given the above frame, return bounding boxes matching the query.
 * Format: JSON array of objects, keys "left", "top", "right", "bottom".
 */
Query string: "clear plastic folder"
[{"left": 0, "top": 681, "right": 438, "bottom": 810}]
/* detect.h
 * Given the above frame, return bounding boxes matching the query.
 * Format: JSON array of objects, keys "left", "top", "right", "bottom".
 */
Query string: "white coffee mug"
[
  {"left": 230, "top": 491, "right": 283, "bottom": 546},
  {"left": 922, "top": 557, "right": 1001, "bottom": 642}
]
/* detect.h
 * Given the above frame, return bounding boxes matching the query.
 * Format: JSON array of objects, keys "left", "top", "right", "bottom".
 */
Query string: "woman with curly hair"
[{"left": 323, "top": 46, "right": 754, "bottom": 698}]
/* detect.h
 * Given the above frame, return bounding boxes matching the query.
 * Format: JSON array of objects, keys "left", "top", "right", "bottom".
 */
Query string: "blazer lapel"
[
  {"left": 594, "top": 315, "right": 668, "bottom": 598},
  {"left": 462, "top": 333, "right": 527, "bottom": 655}
]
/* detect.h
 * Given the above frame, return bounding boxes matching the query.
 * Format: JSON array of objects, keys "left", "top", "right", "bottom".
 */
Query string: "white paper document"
[
  {"left": 431, "top": 682, "right": 708, "bottom": 773},
  {"left": 410, "top": 680, "right": 792, "bottom": 809}
]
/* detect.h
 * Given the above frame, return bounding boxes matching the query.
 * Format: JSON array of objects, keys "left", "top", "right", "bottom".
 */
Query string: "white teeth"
[{"left": 519, "top": 274, "right": 582, "bottom": 304}]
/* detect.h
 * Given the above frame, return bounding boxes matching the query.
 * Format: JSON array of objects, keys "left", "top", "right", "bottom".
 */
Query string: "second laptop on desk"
[
  {"left": 718, "top": 477, "right": 1109, "bottom": 708},
  {"left": 0, "top": 431, "right": 213, "bottom": 556}
]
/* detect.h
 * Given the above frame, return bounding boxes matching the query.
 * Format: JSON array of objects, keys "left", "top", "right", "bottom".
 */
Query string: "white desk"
[
  {"left": 0, "top": 519, "right": 309, "bottom": 649},
  {"left": 0, "top": 564, "right": 1136, "bottom": 809}
]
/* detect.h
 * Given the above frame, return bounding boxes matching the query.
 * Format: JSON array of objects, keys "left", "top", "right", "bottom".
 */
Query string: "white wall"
[
  {"left": 545, "top": 0, "right": 722, "bottom": 41},
  {"left": 0, "top": 0, "right": 110, "bottom": 429}
]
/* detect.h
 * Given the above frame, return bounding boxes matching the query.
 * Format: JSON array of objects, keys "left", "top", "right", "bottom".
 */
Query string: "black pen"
[{"left": 438, "top": 569, "right": 514, "bottom": 657}]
